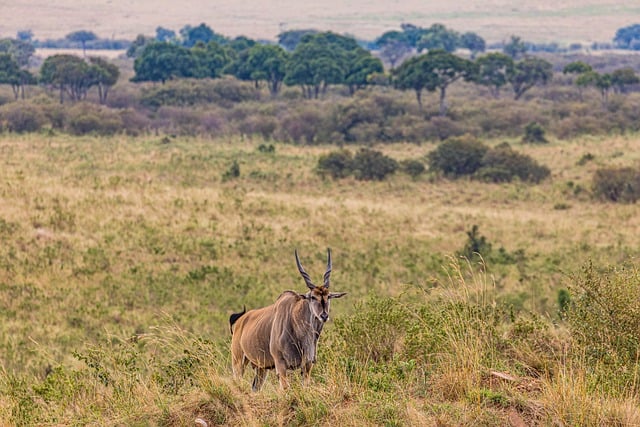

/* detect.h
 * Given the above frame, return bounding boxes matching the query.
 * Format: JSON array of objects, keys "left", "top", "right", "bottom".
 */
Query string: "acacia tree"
[
  {"left": 0, "top": 38, "right": 35, "bottom": 67},
  {"left": 392, "top": 55, "right": 430, "bottom": 109},
  {"left": 416, "top": 24, "right": 459, "bottom": 53},
  {"left": 344, "top": 49, "right": 383, "bottom": 95},
  {"left": 611, "top": 67, "right": 639, "bottom": 93},
  {"left": 508, "top": 56, "right": 553, "bottom": 100},
  {"left": 423, "top": 49, "right": 476, "bottom": 115},
  {"left": 40, "top": 54, "right": 92, "bottom": 103},
  {"left": 66, "top": 30, "right": 97, "bottom": 56},
  {"left": 246, "top": 44, "right": 289, "bottom": 96},
  {"left": 190, "top": 41, "right": 231, "bottom": 78},
  {"left": 88, "top": 57, "right": 120, "bottom": 104},
  {"left": 474, "top": 52, "right": 514, "bottom": 98},
  {"left": 284, "top": 32, "right": 360, "bottom": 98},
  {"left": 376, "top": 31, "right": 412, "bottom": 67},
  {"left": 132, "top": 42, "right": 193, "bottom": 83},
  {"left": 503, "top": 35, "right": 527, "bottom": 59},
  {"left": 563, "top": 61, "right": 592, "bottom": 100},
  {"left": 460, "top": 32, "right": 486, "bottom": 59}
]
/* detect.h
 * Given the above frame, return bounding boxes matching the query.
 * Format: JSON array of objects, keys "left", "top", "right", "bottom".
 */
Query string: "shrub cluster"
[
  {"left": 592, "top": 166, "right": 640, "bottom": 203},
  {"left": 428, "top": 137, "right": 550, "bottom": 183},
  {"left": 317, "top": 148, "right": 400, "bottom": 181}
]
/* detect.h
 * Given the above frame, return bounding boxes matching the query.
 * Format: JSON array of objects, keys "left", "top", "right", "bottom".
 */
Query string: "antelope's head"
[{"left": 295, "top": 248, "right": 346, "bottom": 323}]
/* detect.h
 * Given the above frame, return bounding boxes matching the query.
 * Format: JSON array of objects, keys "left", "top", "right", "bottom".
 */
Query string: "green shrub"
[
  {"left": 522, "top": 121, "right": 548, "bottom": 144},
  {"left": 400, "top": 159, "right": 426, "bottom": 178},
  {"left": 66, "top": 103, "right": 123, "bottom": 136},
  {"left": 476, "top": 143, "right": 550, "bottom": 183},
  {"left": 568, "top": 263, "right": 640, "bottom": 393},
  {"left": 351, "top": 148, "right": 398, "bottom": 181},
  {"left": 428, "top": 136, "right": 489, "bottom": 177},
  {"left": 0, "top": 102, "right": 46, "bottom": 132},
  {"left": 317, "top": 149, "right": 353, "bottom": 179},
  {"left": 592, "top": 166, "right": 640, "bottom": 203}
]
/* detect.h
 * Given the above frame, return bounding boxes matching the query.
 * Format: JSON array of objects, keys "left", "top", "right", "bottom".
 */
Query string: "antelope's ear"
[{"left": 329, "top": 292, "right": 347, "bottom": 299}]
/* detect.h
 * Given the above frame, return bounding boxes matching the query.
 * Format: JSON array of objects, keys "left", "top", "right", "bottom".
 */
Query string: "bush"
[
  {"left": 592, "top": 166, "right": 640, "bottom": 202},
  {"left": 317, "top": 149, "right": 353, "bottom": 179},
  {"left": 0, "top": 102, "right": 46, "bottom": 132},
  {"left": 351, "top": 148, "right": 398, "bottom": 181},
  {"left": 568, "top": 263, "right": 640, "bottom": 393},
  {"left": 400, "top": 159, "right": 426, "bottom": 178},
  {"left": 428, "top": 136, "right": 489, "bottom": 177},
  {"left": 66, "top": 103, "right": 123, "bottom": 136},
  {"left": 522, "top": 121, "right": 548, "bottom": 144},
  {"left": 476, "top": 143, "right": 551, "bottom": 183},
  {"left": 275, "top": 104, "right": 328, "bottom": 144}
]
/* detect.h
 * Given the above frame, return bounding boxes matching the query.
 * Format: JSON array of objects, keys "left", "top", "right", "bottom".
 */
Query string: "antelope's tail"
[{"left": 229, "top": 306, "right": 246, "bottom": 335}]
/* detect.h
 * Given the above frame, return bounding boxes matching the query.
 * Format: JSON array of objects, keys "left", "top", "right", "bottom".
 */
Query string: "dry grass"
[
  {"left": 3, "top": 1, "right": 640, "bottom": 44},
  {"left": 1, "top": 132, "right": 640, "bottom": 424}
]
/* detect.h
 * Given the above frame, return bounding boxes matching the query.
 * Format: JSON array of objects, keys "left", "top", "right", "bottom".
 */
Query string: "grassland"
[
  {"left": 4, "top": 0, "right": 640, "bottom": 44},
  {"left": 0, "top": 132, "right": 639, "bottom": 425}
]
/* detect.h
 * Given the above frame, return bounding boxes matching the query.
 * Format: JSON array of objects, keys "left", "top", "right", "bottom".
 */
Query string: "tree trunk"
[
  {"left": 439, "top": 86, "right": 448, "bottom": 116},
  {"left": 415, "top": 89, "right": 422, "bottom": 110}
]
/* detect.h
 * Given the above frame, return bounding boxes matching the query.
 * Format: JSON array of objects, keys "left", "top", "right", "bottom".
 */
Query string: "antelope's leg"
[
  {"left": 301, "top": 361, "right": 314, "bottom": 386},
  {"left": 252, "top": 367, "right": 268, "bottom": 392},
  {"left": 232, "top": 351, "right": 249, "bottom": 381},
  {"left": 274, "top": 357, "right": 289, "bottom": 389}
]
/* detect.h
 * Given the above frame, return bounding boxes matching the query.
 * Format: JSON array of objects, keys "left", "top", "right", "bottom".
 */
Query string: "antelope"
[{"left": 229, "top": 248, "right": 346, "bottom": 391}]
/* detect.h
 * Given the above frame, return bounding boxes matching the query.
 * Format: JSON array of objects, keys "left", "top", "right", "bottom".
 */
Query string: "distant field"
[{"left": 3, "top": 0, "right": 640, "bottom": 44}]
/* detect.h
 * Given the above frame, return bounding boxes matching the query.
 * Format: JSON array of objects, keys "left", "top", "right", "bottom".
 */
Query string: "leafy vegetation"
[{"left": 0, "top": 133, "right": 638, "bottom": 424}]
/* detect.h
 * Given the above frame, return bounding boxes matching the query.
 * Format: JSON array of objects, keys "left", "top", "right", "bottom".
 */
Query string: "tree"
[
  {"left": 392, "top": 55, "right": 431, "bottom": 109},
  {"left": 503, "top": 35, "right": 527, "bottom": 59},
  {"left": 611, "top": 67, "right": 639, "bottom": 93},
  {"left": 344, "top": 48, "right": 383, "bottom": 95},
  {"left": 422, "top": 49, "right": 476, "bottom": 115},
  {"left": 180, "top": 23, "right": 226, "bottom": 47},
  {"left": 40, "top": 54, "right": 92, "bottom": 103},
  {"left": 563, "top": 61, "right": 593, "bottom": 100},
  {"left": 563, "top": 61, "right": 592, "bottom": 75},
  {"left": 190, "top": 41, "right": 231, "bottom": 79},
  {"left": 508, "top": 56, "right": 553, "bottom": 100},
  {"left": 460, "top": 32, "right": 486, "bottom": 59},
  {"left": 66, "top": 30, "right": 98, "bottom": 56},
  {"left": 16, "top": 30, "right": 33, "bottom": 42},
  {"left": 416, "top": 24, "right": 460, "bottom": 53},
  {"left": 238, "top": 44, "right": 289, "bottom": 96},
  {"left": 155, "top": 27, "right": 177, "bottom": 42},
  {"left": 399, "top": 23, "right": 428, "bottom": 47},
  {"left": 127, "top": 34, "right": 152, "bottom": 58},
  {"left": 284, "top": 32, "right": 361, "bottom": 98},
  {"left": 614, "top": 24, "right": 640, "bottom": 50},
  {"left": 474, "top": 52, "right": 514, "bottom": 98},
  {"left": 277, "top": 29, "right": 318, "bottom": 51},
  {"left": 132, "top": 42, "right": 193, "bottom": 83},
  {"left": 0, "top": 38, "right": 35, "bottom": 67},
  {"left": 375, "top": 31, "right": 412, "bottom": 68},
  {"left": 88, "top": 57, "right": 120, "bottom": 104},
  {"left": 227, "top": 36, "right": 256, "bottom": 53}
]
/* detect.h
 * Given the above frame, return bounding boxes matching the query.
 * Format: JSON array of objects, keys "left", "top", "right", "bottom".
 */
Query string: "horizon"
[{"left": 2, "top": 1, "right": 640, "bottom": 45}]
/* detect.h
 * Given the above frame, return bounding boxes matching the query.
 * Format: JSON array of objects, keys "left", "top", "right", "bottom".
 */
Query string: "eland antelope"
[{"left": 229, "top": 248, "right": 346, "bottom": 391}]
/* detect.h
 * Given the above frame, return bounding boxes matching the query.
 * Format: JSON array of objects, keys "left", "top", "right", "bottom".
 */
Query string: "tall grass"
[{"left": 1, "top": 133, "right": 640, "bottom": 424}]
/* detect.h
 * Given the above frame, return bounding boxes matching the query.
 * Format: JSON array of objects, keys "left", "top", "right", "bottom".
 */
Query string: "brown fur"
[{"left": 229, "top": 250, "right": 346, "bottom": 391}]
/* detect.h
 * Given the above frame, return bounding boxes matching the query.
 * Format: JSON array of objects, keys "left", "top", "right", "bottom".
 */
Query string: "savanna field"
[{"left": 0, "top": 132, "right": 639, "bottom": 425}]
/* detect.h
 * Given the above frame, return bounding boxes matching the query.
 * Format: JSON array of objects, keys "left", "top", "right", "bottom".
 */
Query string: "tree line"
[{"left": 1, "top": 21, "right": 640, "bottom": 112}]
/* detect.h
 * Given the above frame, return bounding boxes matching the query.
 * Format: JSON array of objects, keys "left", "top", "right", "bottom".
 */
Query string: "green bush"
[
  {"left": 522, "top": 121, "right": 548, "bottom": 144},
  {"left": 476, "top": 143, "right": 550, "bottom": 183},
  {"left": 568, "top": 263, "right": 640, "bottom": 393},
  {"left": 317, "top": 149, "right": 353, "bottom": 179},
  {"left": 400, "top": 159, "right": 426, "bottom": 178},
  {"left": 66, "top": 104, "right": 123, "bottom": 136},
  {"left": 0, "top": 102, "right": 46, "bottom": 133},
  {"left": 592, "top": 166, "right": 640, "bottom": 203},
  {"left": 428, "top": 136, "right": 489, "bottom": 177},
  {"left": 351, "top": 148, "right": 398, "bottom": 181}
]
